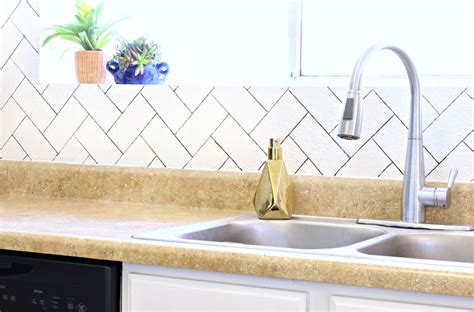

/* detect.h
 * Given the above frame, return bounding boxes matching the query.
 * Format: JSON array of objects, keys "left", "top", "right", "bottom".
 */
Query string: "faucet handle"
[
  {"left": 447, "top": 168, "right": 458, "bottom": 188},
  {"left": 435, "top": 169, "right": 458, "bottom": 209}
]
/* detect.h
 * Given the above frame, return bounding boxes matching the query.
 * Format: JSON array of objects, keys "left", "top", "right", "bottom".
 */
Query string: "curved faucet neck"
[{"left": 349, "top": 45, "right": 422, "bottom": 139}]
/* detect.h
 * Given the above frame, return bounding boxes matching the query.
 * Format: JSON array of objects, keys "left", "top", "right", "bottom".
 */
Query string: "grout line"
[
  {"left": 174, "top": 86, "right": 216, "bottom": 134},
  {"left": 1, "top": 112, "right": 26, "bottom": 150},
  {"left": 26, "top": 0, "right": 39, "bottom": 16},
  {"left": 0, "top": 34, "right": 23, "bottom": 71},
  {"left": 140, "top": 134, "right": 166, "bottom": 168},
  {"left": 1, "top": 0, "right": 22, "bottom": 29},
  {"left": 12, "top": 135, "right": 29, "bottom": 159},
  {"left": 422, "top": 88, "right": 467, "bottom": 133},
  {"left": 210, "top": 93, "right": 267, "bottom": 155},
  {"left": 288, "top": 134, "right": 324, "bottom": 176},
  {"left": 334, "top": 115, "right": 396, "bottom": 176},
  {"left": 52, "top": 114, "right": 89, "bottom": 160},
  {"left": 377, "top": 162, "right": 394, "bottom": 178},
  {"left": 290, "top": 89, "right": 351, "bottom": 159},
  {"left": 10, "top": 20, "right": 39, "bottom": 54},
  {"left": 212, "top": 137, "right": 243, "bottom": 171},
  {"left": 372, "top": 139, "right": 404, "bottom": 176}
]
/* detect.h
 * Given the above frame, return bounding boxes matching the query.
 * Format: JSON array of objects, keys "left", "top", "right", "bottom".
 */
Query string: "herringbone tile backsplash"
[{"left": 1, "top": 0, "right": 473, "bottom": 181}]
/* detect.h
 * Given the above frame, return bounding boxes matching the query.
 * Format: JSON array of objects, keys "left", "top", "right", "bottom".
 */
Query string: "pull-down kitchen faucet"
[{"left": 337, "top": 44, "right": 466, "bottom": 229}]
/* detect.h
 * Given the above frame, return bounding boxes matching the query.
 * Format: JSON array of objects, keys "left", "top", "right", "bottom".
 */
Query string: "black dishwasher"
[{"left": 0, "top": 250, "right": 121, "bottom": 312}]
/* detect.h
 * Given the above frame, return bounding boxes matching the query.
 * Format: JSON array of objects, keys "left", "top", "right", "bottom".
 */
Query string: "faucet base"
[{"left": 357, "top": 219, "right": 473, "bottom": 231}]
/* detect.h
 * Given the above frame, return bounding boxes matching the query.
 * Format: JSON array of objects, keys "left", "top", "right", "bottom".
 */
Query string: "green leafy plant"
[
  {"left": 111, "top": 37, "right": 161, "bottom": 76},
  {"left": 42, "top": 0, "right": 124, "bottom": 50}
]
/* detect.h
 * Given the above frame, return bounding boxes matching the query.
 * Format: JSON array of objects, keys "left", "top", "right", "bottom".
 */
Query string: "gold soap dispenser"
[{"left": 254, "top": 138, "right": 292, "bottom": 220}]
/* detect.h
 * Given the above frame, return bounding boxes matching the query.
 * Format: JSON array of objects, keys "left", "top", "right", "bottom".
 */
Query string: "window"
[
  {"left": 40, "top": 0, "right": 473, "bottom": 84},
  {"left": 298, "top": 0, "right": 474, "bottom": 79}
]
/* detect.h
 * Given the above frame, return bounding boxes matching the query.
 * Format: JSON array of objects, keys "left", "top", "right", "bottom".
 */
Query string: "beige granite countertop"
[
  {"left": 0, "top": 161, "right": 473, "bottom": 298},
  {"left": 1, "top": 194, "right": 473, "bottom": 298}
]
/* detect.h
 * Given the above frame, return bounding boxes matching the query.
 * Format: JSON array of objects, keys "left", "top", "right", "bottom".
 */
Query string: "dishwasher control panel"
[
  {"left": 0, "top": 282, "right": 91, "bottom": 311},
  {"left": 0, "top": 250, "right": 120, "bottom": 312}
]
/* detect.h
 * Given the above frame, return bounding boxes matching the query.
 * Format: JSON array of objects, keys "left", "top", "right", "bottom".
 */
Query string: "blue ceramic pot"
[{"left": 106, "top": 60, "right": 169, "bottom": 84}]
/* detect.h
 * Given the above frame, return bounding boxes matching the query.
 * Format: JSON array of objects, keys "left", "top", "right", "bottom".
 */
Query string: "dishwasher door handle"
[{"left": 0, "top": 262, "right": 34, "bottom": 277}]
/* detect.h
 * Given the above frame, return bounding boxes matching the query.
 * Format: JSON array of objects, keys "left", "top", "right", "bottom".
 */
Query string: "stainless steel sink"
[
  {"left": 358, "top": 233, "right": 474, "bottom": 263},
  {"left": 133, "top": 214, "right": 474, "bottom": 266},
  {"left": 133, "top": 214, "right": 386, "bottom": 252},
  {"left": 178, "top": 219, "right": 384, "bottom": 249}
]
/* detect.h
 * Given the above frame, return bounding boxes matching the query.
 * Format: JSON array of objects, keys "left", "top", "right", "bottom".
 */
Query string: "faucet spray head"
[{"left": 337, "top": 91, "right": 362, "bottom": 140}]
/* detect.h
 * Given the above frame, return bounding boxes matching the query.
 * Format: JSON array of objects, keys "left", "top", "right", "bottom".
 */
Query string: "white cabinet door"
[
  {"left": 330, "top": 296, "right": 473, "bottom": 312},
  {"left": 126, "top": 273, "right": 308, "bottom": 312}
]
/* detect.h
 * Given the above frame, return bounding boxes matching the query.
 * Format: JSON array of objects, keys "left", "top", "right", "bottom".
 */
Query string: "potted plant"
[
  {"left": 42, "top": 0, "right": 123, "bottom": 84},
  {"left": 106, "top": 37, "right": 169, "bottom": 84}
]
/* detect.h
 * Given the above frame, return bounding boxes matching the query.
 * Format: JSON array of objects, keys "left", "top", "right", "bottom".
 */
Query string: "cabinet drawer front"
[
  {"left": 330, "top": 296, "right": 472, "bottom": 312},
  {"left": 126, "top": 273, "right": 308, "bottom": 312}
]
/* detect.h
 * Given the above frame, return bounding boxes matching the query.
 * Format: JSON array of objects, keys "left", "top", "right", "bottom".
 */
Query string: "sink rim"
[
  {"left": 356, "top": 232, "right": 474, "bottom": 265},
  {"left": 132, "top": 213, "right": 474, "bottom": 268},
  {"left": 133, "top": 213, "right": 389, "bottom": 254}
]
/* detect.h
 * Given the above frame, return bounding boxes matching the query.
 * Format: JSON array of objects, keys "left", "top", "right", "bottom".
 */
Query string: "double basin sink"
[{"left": 133, "top": 214, "right": 474, "bottom": 265}]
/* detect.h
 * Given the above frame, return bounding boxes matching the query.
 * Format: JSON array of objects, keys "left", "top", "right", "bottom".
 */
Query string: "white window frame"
[{"left": 290, "top": 0, "right": 474, "bottom": 87}]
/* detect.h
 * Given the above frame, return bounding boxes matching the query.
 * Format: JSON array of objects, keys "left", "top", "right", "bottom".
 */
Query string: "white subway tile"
[
  {"left": 212, "top": 87, "right": 265, "bottom": 133},
  {"left": 55, "top": 137, "right": 88, "bottom": 164},
  {"left": 337, "top": 140, "right": 390, "bottom": 178},
  {"left": 0, "top": 60, "right": 23, "bottom": 107},
  {"left": 423, "top": 87, "right": 465, "bottom": 112},
  {"left": 281, "top": 137, "right": 307, "bottom": 174},
  {"left": 331, "top": 91, "right": 392, "bottom": 156},
  {"left": 14, "top": 118, "right": 56, "bottom": 160},
  {"left": 175, "top": 86, "right": 213, "bottom": 112},
  {"left": 141, "top": 116, "right": 191, "bottom": 168},
  {"left": 75, "top": 117, "right": 121, "bottom": 165},
  {"left": 0, "top": 20, "right": 22, "bottom": 67},
  {"left": 251, "top": 92, "right": 306, "bottom": 149},
  {"left": 465, "top": 132, "right": 473, "bottom": 150},
  {"left": 290, "top": 86, "right": 341, "bottom": 132},
  {"left": 12, "top": 79, "right": 55, "bottom": 132},
  {"left": 373, "top": 117, "right": 437, "bottom": 173},
  {"left": 11, "top": 1, "right": 40, "bottom": 50},
  {"left": 427, "top": 143, "right": 472, "bottom": 182},
  {"left": 185, "top": 139, "right": 227, "bottom": 170},
  {"left": 117, "top": 137, "right": 156, "bottom": 167},
  {"left": 295, "top": 159, "right": 321, "bottom": 176},
  {"left": 212, "top": 117, "right": 265, "bottom": 171},
  {"left": 379, "top": 163, "right": 403, "bottom": 180},
  {"left": 108, "top": 95, "right": 154, "bottom": 152},
  {"left": 466, "top": 88, "right": 473, "bottom": 99},
  {"left": 44, "top": 97, "right": 87, "bottom": 151},
  {"left": 149, "top": 157, "right": 165, "bottom": 168},
  {"left": 106, "top": 85, "right": 143, "bottom": 112},
  {"left": 375, "top": 87, "right": 438, "bottom": 130},
  {"left": 291, "top": 115, "right": 348, "bottom": 176},
  {"left": 247, "top": 86, "right": 287, "bottom": 111},
  {"left": 27, "top": 0, "right": 40, "bottom": 13},
  {"left": 74, "top": 84, "right": 120, "bottom": 132},
  {"left": 2, "top": 98, "right": 25, "bottom": 146},
  {"left": 424, "top": 93, "right": 472, "bottom": 162},
  {"left": 2, "top": 137, "right": 26, "bottom": 160},
  {"left": 11, "top": 39, "right": 46, "bottom": 92},
  {"left": 219, "top": 158, "right": 241, "bottom": 172},
  {"left": 177, "top": 95, "right": 227, "bottom": 155},
  {"left": 42, "top": 84, "right": 77, "bottom": 113},
  {"left": 141, "top": 86, "right": 190, "bottom": 133},
  {"left": 0, "top": 0, "right": 20, "bottom": 26},
  {"left": 83, "top": 156, "right": 97, "bottom": 165}
]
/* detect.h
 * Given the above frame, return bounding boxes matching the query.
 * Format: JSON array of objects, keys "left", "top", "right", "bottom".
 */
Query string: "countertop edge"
[{"left": 1, "top": 231, "right": 472, "bottom": 298}]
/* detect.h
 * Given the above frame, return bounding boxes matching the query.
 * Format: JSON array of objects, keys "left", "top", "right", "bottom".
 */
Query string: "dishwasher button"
[{"left": 76, "top": 303, "right": 88, "bottom": 312}]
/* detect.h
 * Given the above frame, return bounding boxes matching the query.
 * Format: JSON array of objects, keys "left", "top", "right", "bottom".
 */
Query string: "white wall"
[{"left": 0, "top": 0, "right": 472, "bottom": 182}]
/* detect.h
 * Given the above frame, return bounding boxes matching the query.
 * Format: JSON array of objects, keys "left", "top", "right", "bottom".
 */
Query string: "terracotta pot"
[{"left": 74, "top": 50, "right": 107, "bottom": 84}]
